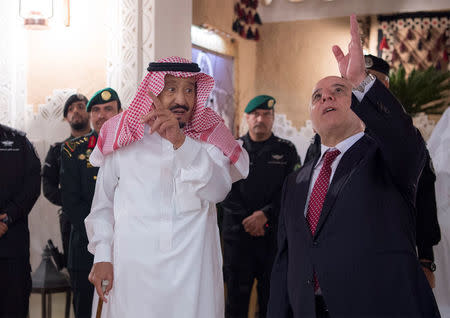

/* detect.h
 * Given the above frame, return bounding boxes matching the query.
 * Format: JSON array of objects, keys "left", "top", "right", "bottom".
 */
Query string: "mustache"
[{"left": 169, "top": 104, "right": 189, "bottom": 112}]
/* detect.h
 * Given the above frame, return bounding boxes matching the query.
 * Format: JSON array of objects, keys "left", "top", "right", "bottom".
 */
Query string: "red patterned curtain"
[{"left": 378, "top": 12, "right": 450, "bottom": 74}]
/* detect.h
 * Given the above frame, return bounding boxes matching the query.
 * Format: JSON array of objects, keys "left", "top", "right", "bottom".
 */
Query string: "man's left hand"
[
  {"left": 0, "top": 214, "right": 8, "bottom": 238},
  {"left": 332, "top": 14, "right": 366, "bottom": 88},
  {"left": 242, "top": 210, "right": 268, "bottom": 237},
  {"left": 141, "top": 90, "right": 186, "bottom": 149}
]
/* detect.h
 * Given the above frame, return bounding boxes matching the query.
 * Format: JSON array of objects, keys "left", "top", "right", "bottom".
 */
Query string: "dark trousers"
[
  {"left": 315, "top": 295, "right": 330, "bottom": 318},
  {"left": 224, "top": 238, "right": 275, "bottom": 318},
  {"left": 69, "top": 270, "right": 94, "bottom": 318},
  {"left": 59, "top": 211, "right": 71, "bottom": 268},
  {"left": 0, "top": 258, "right": 31, "bottom": 318}
]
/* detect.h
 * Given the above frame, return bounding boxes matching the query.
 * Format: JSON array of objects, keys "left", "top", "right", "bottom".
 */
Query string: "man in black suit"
[
  {"left": 304, "top": 55, "right": 441, "bottom": 289},
  {"left": 267, "top": 15, "right": 440, "bottom": 318}
]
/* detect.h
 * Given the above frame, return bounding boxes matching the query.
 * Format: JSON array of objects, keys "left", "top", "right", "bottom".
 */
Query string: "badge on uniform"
[
  {"left": 1, "top": 140, "right": 14, "bottom": 147},
  {"left": 78, "top": 154, "right": 86, "bottom": 160}
]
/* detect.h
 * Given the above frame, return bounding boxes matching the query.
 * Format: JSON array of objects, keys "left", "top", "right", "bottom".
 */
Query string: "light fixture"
[{"left": 19, "top": 0, "right": 54, "bottom": 30}]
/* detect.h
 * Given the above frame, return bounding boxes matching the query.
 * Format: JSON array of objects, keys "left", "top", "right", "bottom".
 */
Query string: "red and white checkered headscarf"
[{"left": 90, "top": 56, "right": 242, "bottom": 166}]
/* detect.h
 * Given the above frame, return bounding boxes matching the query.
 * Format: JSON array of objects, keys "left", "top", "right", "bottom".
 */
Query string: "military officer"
[
  {"left": 42, "top": 93, "right": 91, "bottom": 268},
  {"left": 0, "top": 124, "right": 41, "bottom": 318},
  {"left": 221, "top": 95, "right": 300, "bottom": 318},
  {"left": 60, "top": 88, "right": 121, "bottom": 318}
]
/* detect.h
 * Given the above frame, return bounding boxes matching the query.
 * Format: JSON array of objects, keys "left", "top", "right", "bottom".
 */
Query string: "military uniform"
[
  {"left": 0, "top": 124, "right": 41, "bottom": 318},
  {"left": 42, "top": 136, "right": 74, "bottom": 268},
  {"left": 60, "top": 131, "right": 98, "bottom": 318},
  {"left": 222, "top": 133, "right": 300, "bottom": 318}
]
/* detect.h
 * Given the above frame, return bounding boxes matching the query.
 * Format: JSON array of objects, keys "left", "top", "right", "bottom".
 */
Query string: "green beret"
[
  {"left": 244, "top": 95, "right": 276, "bottom": 113},
  {"left": 86, "top": 88, "right": 122, "bottom": 112}
]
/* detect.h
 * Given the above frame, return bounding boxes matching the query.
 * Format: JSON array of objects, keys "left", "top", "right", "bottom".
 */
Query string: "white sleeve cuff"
[
  {"left": 174, "top": 136, "right": 201, "bottom": 170},
  {"left": 93, "top": 243, "right": 112, "bottom": 264},
  {"left": 352, "top": 77, "right": 376, "bottom": 102}
]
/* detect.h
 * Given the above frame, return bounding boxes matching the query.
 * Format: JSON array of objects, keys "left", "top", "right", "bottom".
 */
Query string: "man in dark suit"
[
  {"left": 267, "top": 15, "right": 440, "bottom": 318},
  {"left": 304, "top": 55, "right": 441, "bottom": 289}
]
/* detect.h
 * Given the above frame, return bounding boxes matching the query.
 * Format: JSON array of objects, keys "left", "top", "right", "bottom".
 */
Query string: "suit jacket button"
[{"left": 313, "top": 241, "right": 318, "bottom": 247}]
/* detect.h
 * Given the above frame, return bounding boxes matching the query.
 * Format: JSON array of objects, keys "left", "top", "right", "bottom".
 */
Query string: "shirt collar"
[{"left": 315, "top": 131, "right": 364, "bottom": 168}]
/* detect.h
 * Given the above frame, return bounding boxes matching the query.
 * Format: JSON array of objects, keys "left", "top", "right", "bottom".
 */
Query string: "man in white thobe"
[{"left": 84, "top": 56, "right": 249, "bottom": 318}]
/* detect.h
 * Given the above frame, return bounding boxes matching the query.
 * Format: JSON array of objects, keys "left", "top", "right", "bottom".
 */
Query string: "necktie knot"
[{"left": 323, "top": 149, "right": 341, "bottom": 168}]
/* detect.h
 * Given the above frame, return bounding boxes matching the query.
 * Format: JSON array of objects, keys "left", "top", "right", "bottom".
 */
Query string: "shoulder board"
[
  {"left": 0, "top": 124, "right": 26, "bottom": 137},
  {"left": 88, "top": 135, "right": 97, "bottom": 149},
  {"left": 277, "top": 137, "right": 295, "bottom": 147}
]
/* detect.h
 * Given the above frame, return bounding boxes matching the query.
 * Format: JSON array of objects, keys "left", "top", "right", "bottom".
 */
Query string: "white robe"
[
  {"left": 428, "top": 108, "right": 450, "bottom": 317},
  {"left": 85, "top": 128, "right": 249, "bottom": 318}
]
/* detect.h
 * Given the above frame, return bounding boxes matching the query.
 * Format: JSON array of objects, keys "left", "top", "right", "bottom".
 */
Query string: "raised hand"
[
  {"left": 140, "top": 90, "right": 186, "bottom": 149},
  {"left": 332, "top": 14, "right": 367, "bottom": 87}
]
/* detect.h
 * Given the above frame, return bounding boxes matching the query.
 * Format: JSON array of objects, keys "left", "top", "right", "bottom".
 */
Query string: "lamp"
[{"left": 19, "top": 0, "right": 54, "bottom": 30}]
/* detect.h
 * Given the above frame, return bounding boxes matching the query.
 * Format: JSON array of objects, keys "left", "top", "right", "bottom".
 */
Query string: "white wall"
[{"left": 154, "top": 0, "right": 193, "bottom": 60}]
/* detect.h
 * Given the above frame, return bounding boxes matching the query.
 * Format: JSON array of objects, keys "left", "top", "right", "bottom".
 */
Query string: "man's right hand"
[{"left": 89, "top": 262, "right": 114, "bottom": 303}]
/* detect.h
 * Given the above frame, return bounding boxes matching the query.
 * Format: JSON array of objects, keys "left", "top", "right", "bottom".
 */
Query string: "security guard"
[
  {"left": 221, "top": 95, "right": 300, "bottom": 318},
  {"left": 0, "top": 124, "right": 41, "bottom": 318},
  {"left": 304, "top": 55, "right": 441, "bottom": 288},
  {"left": 60, "top": 88, "right": 121, "bottom": 318},
  {"left": 42, "top": 93, "right": 90, "bottom": 268}
]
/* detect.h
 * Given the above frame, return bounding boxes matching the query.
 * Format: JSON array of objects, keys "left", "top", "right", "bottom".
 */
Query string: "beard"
[{"left": 70, "top": 119, "right": 89, "bottom": 131}]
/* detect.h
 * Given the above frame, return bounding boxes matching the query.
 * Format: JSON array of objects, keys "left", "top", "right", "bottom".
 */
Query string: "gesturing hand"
[
  {"left": 332, "top": 14, "right": 367, "bottom": 88},
  {"left": 140, "top": 90, "right": 186, "bottom": 149}
]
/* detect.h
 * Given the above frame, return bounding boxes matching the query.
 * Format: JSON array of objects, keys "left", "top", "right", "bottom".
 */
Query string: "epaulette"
[
  {"left": 277, "top": 137, "right": 295, "bottom": 148},
  {"left": 0, "top": 124, "right": 26, "bottom": 137}
]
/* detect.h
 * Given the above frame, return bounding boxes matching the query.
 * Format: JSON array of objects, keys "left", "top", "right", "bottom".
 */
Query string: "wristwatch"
[
  {"left": 353, "top": 73, "right": 376, "bottom": 93},
  {"left": 420, "top": 260, "right": 436, "bottom": 272}
]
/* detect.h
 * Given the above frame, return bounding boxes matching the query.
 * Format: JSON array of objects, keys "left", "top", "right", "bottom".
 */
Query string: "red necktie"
[
  {"left": 307, "top": 149, "right": 341, "bottom": 235},
  {"left": 306, "top": 149, "right": 341, "bottom": 292}
]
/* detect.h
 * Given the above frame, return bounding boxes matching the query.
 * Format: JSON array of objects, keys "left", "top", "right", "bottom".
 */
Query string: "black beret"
[
  {"left": 63, "top": 94, "right": 88, "bottom": 118},
  {"left": 244, "top": 95, "right": 276, "bottom": 113},
  {"left": 86, "top": 88, "right": 121, "bottom": 112},
  {"left": 364, "top": 54, "right": 390, "bottom": 76}
]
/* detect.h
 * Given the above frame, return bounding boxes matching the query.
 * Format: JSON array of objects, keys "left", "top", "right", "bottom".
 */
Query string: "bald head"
[{"left": 309, "top": 76, "right": 364, "bottom": 147}]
